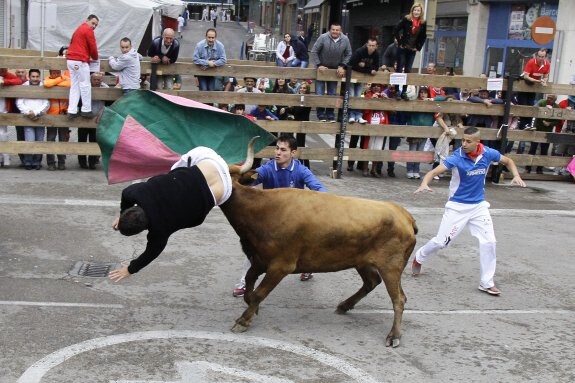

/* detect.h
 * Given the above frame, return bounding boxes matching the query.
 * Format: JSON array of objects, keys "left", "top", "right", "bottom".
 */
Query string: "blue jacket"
[
  {"left": 254, "top": 159, "right": 327, "bottom": 191},
  {"left": 192, "top": 39, "right": 227, "bottom": 67}
]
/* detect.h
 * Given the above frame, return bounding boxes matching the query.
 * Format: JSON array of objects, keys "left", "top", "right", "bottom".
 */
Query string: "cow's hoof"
[
  {"left": 335, "top": 306, "right": 348, "bottom": 315},
  {"left": 335, "top": 302, "right": 352, "bottom": 314},
  {"left": 385, "top": 336, "right": 400, "bottom": 348},
  {"left": 231, "top": 323, "right": 249, "bottom": 333}
]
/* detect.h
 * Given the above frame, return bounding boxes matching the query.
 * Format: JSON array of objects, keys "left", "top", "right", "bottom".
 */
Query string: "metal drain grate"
[{"left": 69, "top": 261, "right": 117, "bottom": 278}]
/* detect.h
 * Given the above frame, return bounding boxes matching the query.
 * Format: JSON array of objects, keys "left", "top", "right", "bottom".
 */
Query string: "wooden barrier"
[{"left": 1, "top": 50, "right": 574, "bottom": 181}]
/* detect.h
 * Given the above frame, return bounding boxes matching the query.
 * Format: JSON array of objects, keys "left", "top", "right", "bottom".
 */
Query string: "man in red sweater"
[
  {"left": 66, "top": 14, "right": 99, "bottom": 119},
  {"left": 0, "top": 68, "right": 23, "bottom": 167}
]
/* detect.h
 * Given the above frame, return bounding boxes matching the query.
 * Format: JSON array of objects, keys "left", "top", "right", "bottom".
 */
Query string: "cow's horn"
[{"left": 239, "top": 136, "right": 258, "bottom": 174}]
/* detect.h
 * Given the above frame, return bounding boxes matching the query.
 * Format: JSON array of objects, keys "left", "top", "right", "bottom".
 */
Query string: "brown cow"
[{"left": 221, "top": 138, "right": 418, "bottom": 347}]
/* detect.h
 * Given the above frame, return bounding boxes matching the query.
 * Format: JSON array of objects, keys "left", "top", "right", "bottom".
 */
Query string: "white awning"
[{"left": 303, "top": 0, "right": 326, "bottom": 14}]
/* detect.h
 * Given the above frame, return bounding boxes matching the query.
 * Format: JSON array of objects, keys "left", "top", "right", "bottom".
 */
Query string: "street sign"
[{"left": 531, "top": 16, "right": 556, "bottom": 45}]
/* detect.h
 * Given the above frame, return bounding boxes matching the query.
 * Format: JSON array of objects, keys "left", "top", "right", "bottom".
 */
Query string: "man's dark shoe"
[
  {"left": 67, "top": 113, "right": 78, "bottom": 120},
  {"left": 57, "top": 163, "right": 66, "bottom": 170},
  {"left": 80, "top": 111, "right": 95, "bottom": 118},
  {"left": 387, "top": 169, "right": 396, "bottom": 178},
  {"left": 47, "top": 164, "right": 56, "bottom": 171},
  {"left": 401, "top": 93, "right": 409, "bottom": 101}
]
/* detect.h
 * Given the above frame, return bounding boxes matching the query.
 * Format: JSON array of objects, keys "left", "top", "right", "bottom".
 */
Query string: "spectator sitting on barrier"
[
  {"left": 44, "top": 68, "right": 71, "bottom": 170},
  {"left": 0, "top": 67, "right": 23, "bottom": 167},
  {"left": 250, "top": 105, "right": 278, "bottom": 120},
  {"left": 525, "top": 94, "right": 561, "bottom": 174},
  {"left": 276, "top": 33, "right": 295, "bottom": 67},
  {"left": 290, "top": 33, "right": 309, "bottom": 68}
]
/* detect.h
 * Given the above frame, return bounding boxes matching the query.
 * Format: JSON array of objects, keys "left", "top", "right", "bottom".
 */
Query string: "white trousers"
[
  {"left": 415, "top": 200, "right": 497, "bottom": 288},
  {"left": 67, "top": 60, "right": 92, "bottom": 114}
]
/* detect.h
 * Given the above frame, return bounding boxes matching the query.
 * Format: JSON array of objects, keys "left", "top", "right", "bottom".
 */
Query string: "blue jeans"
[
  {"left": 24, "top": 126, "right": 45, "bottom": 166},
  {"left": 276, "top": 58, "right": 289, "bottom": 67},
  {"left": 349, "top": 82, "right": 364, "bottom": 120},
  {"left": 407, "top": 140, "right": 425, "bottom": 173},
  {"left": 290, "top": 59, "right": 309, "bottom": 68},
  {"left": 197, "top": 76, "right": 216, "bottom": 91},
  {"left": 315, "top": 80, "right": 338, "bottom": 120}
]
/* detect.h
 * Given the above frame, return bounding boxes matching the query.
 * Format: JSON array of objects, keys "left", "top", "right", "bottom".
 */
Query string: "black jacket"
[
  {"left": 349, "top": 45, "right": 380, "bottom": 74},
  {"left": 147, "top": 36, "right": 180, "bottom": 63},
  {"left": 393, "top": 16, "right": 427, "bottom": 51}
]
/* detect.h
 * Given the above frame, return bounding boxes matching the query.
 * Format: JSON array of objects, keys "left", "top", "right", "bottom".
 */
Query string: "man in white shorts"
[
  {"left": 109, "top": 147, "right": 232, "bottom": 282},
  {"left": 412, "top": 127, "right": 526, "bottom": 295}
]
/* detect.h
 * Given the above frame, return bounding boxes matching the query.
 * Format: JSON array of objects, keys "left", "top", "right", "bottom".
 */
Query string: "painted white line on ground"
[
  {"left": 0, "top": 301, "right": 123, "bottom": 309},
  {"left": 18, "top": 330, "right": 380, "bottom": 383},
  {"left": 111, "top": 360, "right": 295, "bottom": 383},
  {"left": 0, "top": 196, "right": 117, "bottom": 207},
  {"left": 355, "top": 309, "right": 574, "bottom": 315}
]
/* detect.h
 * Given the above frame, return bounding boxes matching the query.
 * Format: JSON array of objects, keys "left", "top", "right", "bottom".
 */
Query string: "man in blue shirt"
[
  {"left": 192, "top": 28, "right": 227, "bottom": 91},
  {"left": 233, "top": 135, "right": 327, "bottom": 296},
  {"left": 412, "top": 127, "right": 526, "bottom": 296}
]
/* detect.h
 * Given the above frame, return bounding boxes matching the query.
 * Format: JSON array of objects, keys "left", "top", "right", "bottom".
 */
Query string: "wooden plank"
[{"left": 0, "top": 114, "right": 99, "bottom": 128}]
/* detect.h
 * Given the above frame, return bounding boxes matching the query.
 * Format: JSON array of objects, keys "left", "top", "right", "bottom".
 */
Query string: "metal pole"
[{"left": 335, "top": 66, "right": 352, "bottom": 179}]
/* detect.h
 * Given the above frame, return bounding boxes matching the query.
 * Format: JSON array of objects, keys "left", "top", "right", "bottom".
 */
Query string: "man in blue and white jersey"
[{"left": 412, "top": 127, "right": 526, "bottom": 296}]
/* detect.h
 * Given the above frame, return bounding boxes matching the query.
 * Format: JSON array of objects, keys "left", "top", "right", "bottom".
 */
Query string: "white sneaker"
[
  {"left": 348, "top": 117, "right": 356, "bottom": 123},
  {"left": 433, "top": 175, "right": 440, "bottom": 180},
  {"left": 413, "top": 173, "right": 421, "bottom": 179},
  {"left": 407, "top": 172, "right": 414, "bottom": 179},
  {"left": 358, "top": 117, "right": 367, "bottom": 124}
]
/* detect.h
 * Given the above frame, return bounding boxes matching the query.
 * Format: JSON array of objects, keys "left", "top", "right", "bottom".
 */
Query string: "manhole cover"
[{"left": 69, "top": 261, "right": 118, "bottom": 278}]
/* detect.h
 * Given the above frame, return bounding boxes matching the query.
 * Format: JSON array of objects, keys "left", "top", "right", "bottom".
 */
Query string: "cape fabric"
[{"left": 96, "top": 90, "right": 276, "bottom": 184}]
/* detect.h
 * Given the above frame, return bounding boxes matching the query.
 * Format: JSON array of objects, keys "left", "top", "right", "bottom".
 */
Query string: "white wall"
[
  {"left": 552, "top": 0, "right": 575, "bottom": 88},
  {"left": 462, "top": 1, "right": 489, "bottom": 76}
]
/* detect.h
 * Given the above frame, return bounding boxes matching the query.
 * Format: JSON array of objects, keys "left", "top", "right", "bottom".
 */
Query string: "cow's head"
[{"left": 228, "top": 136, "right": 259, "bottom": 185}]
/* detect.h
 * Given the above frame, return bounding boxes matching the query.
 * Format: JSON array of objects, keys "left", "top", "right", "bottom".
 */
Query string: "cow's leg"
[
  {"left": 336, "top": 265, "right": 382, "bottom": 314},
  {"left": 231, "top": 266, "right": 291, "bottom": 333},
  {"left": 243, "top": 261, "right": 264, "bottom": 306},
  {"left": 378, "top": 266, "right": 406, "bottom": 348}
]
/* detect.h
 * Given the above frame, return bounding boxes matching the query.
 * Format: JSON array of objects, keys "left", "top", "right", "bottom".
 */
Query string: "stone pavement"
[{"left": 1, "top": 166, "right": 574, "bottom": 383}]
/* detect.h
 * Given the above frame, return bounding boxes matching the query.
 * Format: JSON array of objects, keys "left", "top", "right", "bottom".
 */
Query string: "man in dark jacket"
[
  {"left": 147, "top": 28, "right": 180, "bottom": 90},
  {"left": 109, "top": 147, "right": 232, "bottom": 282},
  {"left": 289, "top": 33, "right": 309, "bottom": 68},
  {"left": 348, "top": 38, "right": 380, "bottom": 124}
]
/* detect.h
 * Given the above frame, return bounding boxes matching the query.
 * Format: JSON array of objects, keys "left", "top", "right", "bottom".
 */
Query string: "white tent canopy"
[{"left": 27, "top": 0, "right": 185, "bottom": 57}]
